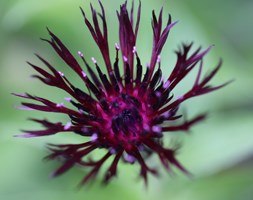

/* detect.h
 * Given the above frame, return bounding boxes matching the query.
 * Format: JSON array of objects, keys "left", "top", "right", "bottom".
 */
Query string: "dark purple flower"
[{"left": 14, "top": 1, "right": 229, "bottom": 186}]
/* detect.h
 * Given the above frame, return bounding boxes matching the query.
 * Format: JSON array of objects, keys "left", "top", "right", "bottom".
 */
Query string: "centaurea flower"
[{"left": 14, "top": 1, "right": 229, "bottom": 186}]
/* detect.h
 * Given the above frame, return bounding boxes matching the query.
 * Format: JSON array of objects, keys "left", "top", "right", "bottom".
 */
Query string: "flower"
[{"left": 14, "top": 1, "right": 229, "bottom": 186}]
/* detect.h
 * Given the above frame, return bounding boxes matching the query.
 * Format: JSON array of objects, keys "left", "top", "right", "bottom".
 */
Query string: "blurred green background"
[{"left": 1, "top": 0, "right": 253, "bottom": 199}]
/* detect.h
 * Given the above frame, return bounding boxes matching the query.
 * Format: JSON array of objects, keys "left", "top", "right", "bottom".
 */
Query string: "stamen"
[
  {"left": 78, "top": 51, "right": 84, "bottom": 57},
  {"left": 64, "top": 122, "right": 72, "bottom": 130},
  {"left": 157, "top": 55, "right": 161, "bottom": 63},
  {"left": 91, "top": 133, "right": 98, "bottom": 142},
  {"left": 115, "top": 43, "right": 120, "bottom": 50},
  {"left": 138, "top": 145, "right": 145, "bottom": 151},
  {"left": 143, "top": 123, "right": 150, "bottom": 131},
  {"left": 161, "top": 76, "right": 165, "bottom": 82},
  {"left": 91, "top": 57, "right": 97, "bottom": 64},
  {"left": 123, "top": 56, "right": 128, "bottom": 62},
  {"left": 124, "top": 153, "right": 136, "bottom": 163},
  {"left": 152, "top": 125, "right": 161, "bottom": 133},
  {"left": 163, "top": 80, "right": 170, "bottom": 89},
  {"left": 82, "top": 71, "right": 87, "bottom": 78},
  {"left": 81, "top": 127, "right": 89, "bottom": 133},
  {"left": 177, "top": 95, "right": 184, "bottom": 101},
  {"left": 109, "top": 147, "right": 116, "bottom": 154},
  {"left": 155, "top": 91, "right": 162, "bottom": 97},
  {"left": 162, "top": 111, "right": 171, "bottom": 118},
  {"left": 78, "top": 109, "right": 85, "bottom": 114},
  {"left": 58, "top": 71, "right": 64, "bottom": 77},
  {"left": 56, "top": 102, "right": 64, "bottom": 107},
  {"left": 64, "top": 97, "right": 72, "bottom": 102},
  {"left": 132, "top": 46, "right": 137, "bottom": 54}
]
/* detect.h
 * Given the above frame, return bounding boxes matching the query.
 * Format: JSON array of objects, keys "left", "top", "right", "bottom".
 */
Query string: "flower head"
[{"left": 15, "top": 1, "right": 229, "bottom": 186}]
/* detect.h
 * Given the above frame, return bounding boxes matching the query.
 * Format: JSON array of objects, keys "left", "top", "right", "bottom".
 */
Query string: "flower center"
[
  {"left": 111, "top": 107, "right": 142, "bottom": 134},
  {"left": 110, "top": 93, "right": 143, "bottom": 134},
  {"left": 97, "top": 92, "right": 151, "bottom": 146}
]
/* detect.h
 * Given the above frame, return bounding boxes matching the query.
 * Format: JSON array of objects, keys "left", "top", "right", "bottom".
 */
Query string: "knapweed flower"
[{"left": 15, "top": 1, "right": 229, "bottom": 186}]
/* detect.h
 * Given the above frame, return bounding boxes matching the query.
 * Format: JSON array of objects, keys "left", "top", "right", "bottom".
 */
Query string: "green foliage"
[{"left": 1, "top": 0, "right": 253, "bottom": 199}]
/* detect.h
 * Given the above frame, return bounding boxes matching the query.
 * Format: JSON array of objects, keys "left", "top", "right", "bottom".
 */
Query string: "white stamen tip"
[
  {"left": 109, "top": 148, "right": 116, "bottom": 154},
  {"left": 146, "top": 63, "right": 150, "bottom": 68},
  {"left": 143, "top": 123, "right": 150, "bottom": 131},
  {"left": 82, "top": 71, "right": 87, "bottom": 78},
  {"left": 81, "top": 127, "right": 88, "bottom": 133},
  {"left": 152, "top": 125, "right": 162, "bottom": 133},
  {"left": 91, "top": 57, "right": 97, "bottom": 64},
  {"left": 163, "top": 80, "right": 170, "bottom": 89},
  {"left": 78, "top": 51, "right": 83, "bottom": 57},
  {"left": 157, "top": 55, "right": 161, "bottom": 63},
  {"left": 161, "top": 76, "right": 165, "bottom": 82},
  {"left": 64, "top": 97, "right": 72, "bottom": 102},
  {"left": 155, "top": 91, "right": 162, "bottom": 97},
  {"left": 115, "top": 43, "right": 120, "bottom": 50},
  {"left": 56, "top": 102, "right": 64, "bottom": 107},
  {"left": 138, "top": 145, "right": 144, "bottom": 151},
  {"left": 91, "top": 133, "right": 98, "bottom": 142},
  {"left": 58, "top": 71, "right": 64, "bottom": 77},
  {"left": 132, "top": 46, "right": 137, "bottom": 54},
  {"left": 177, "top": 95, "right": 184, "bottom": 101},
  {"left": 78, "top": 109, "right": 85, "bottom": 114},
  {"left": 124, "top": 154, "right": 136, "bottom": 163},
  {"left": 64, "top": 122, "right": 72, "bottom": 130},
  {"left": 123, "top": 56, "right": 128, "bottom": 62},
  {"left": 163, "top": 111, "right": 171, "bottom": 118}
]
